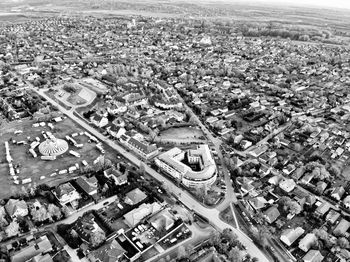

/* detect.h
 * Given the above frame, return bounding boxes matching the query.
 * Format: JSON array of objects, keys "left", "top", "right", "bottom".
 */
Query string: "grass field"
[
  {"left": 66, "top": 86, "right": 87, "bottom": 106},
  {"left": 0, "top": 117, "right": 111, "bottom": 199},
  {"left": 156, "top": 127, "right": 206, "bottom": 144}
]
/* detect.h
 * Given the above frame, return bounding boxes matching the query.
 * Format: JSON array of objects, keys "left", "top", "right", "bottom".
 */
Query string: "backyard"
[{"left": 0, "top": 117, "right": 113, "bottom": 198}]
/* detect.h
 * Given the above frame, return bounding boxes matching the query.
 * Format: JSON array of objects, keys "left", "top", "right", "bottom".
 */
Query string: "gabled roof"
[
  {"left": 54, "top": 182, "right": 76, "bottom": 198},
  {"left": 249, "top": 197, "right": 267, "bottom": 210},
  {"left": 104, "top": 168, "right": 128, "bottom": 185},
  {"left": 315, "top": 201, "right": 331, "bottom": 216},
  {"left": 90, "top": 239, "right": 126, "bottom": 262},
  {"left": 334, "top": 218, "right": 350, "bottom": 234},
  {"left": 149, "top": 209, "right": 175, "bottom": 231},
  {"left": 303, "top": 249, "right": 324, "bottom": 262},
  {"left": 29, "top": 253, "right": 53, "bottom": 262},
  {"left": 299, "top": 233, "right": 317, "bottom": 252},
  {"left": 279, "top": 178, "right": 296, "bottom": 193},
  {"left": 75, "top": 176, "right": 98, "bottom": 195},
  {"left": 12, "top": 235, "right": 52, "bottom": 262},
  {"left": 264, "top": 206, "right": 280, "bottom": 224},
  {"left": 123, "top": 202, "right": 162, "bottom": 227},
  {"left": 280, "top": 227, "right": 305, "bottom": 246},
  {"left": 125, "top": 188, "right": 147, "bottom": 205},
  {"left": 73, "top": 213, "right": 103, "bottom": 243},
  {"left": 326, "top": 209, "right": 340, "bottom": 224},
  {"left": 128, "top": 137, "right": 157, "bottom": 154},
  {"left": 5, "top": 199, "right": 28, "bottom": 217}
]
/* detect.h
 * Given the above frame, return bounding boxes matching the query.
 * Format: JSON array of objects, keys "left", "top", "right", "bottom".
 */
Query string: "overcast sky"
[{"left": 251, "top": 0, "right": 350, "bottom": 9}]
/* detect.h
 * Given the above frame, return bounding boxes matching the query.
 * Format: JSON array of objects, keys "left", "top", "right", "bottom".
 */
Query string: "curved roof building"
[
  {"left": 155, "top": 144, "right": 217, "bottom": 188},
  {"left": 38, "top": 137, "right": 69, "bottom": 156}
]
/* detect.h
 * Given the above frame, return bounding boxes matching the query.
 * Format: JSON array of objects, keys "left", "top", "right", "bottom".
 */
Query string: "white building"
[{"left": 155, "top": 145, "right": 217, "bottom": 188}]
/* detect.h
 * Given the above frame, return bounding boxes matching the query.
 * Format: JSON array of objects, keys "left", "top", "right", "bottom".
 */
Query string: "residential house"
[
  {"left": 241, "top": 183, "right": 255, "bottom": 195},
  {"left": 279, "top": 179, "right": 296, "bottom": 193},
  {"left": 298, "top": 233, "right": 317, "bottom": 252},
  {"left": 343, "top": 195, "right": 350, "bottom": 209},
  {"left": 0, "top": 206, "right": 8, "bottom": 227},
  {"left": 124, "top": 92, "right": 147, "bottom": 106},
  {"left": 206, "top": 117, "right": 219, "bottom": 125},
  {"left": 331, "top": 186, "right": 345, "bottom": 201},
  {"left": 315, "top": 202, "right": 331, "bottom": 217},
  {"left": 106, "top": 125, "right": 126, "bottom": 139},
  {"left": 123, "top": 202, "right": 163, "bottom": 227},
  {"left": 53, "top": 182, "right": 81, "bottom": 208},
  {"left": 325, "top": 209, "right": 340, "bottom": 225},
  {"left": 126, "top": 107, "right": 140, "bottom": 119},
  {"left": 88, "top": 239, "right": 126, "bottom": 262},
  {"left": 11, "top": 235, "right": 52, "bottom": 262},
  {"left": 149, "top": 209, "right": 175, "bottom": 232},
  {"left": 316, "top": 181, "right": 327, "bottom": 194},
  {"left": 5, "top": 199, "right": 28, "bottom": 219},
  {"left": 27, "top": 254, "right": 53, "bottom": 262},
  {"left": 240, "top": 140, "right": 252, "bottom": 150},
  {"left": 166, "top": 110, "right": 185, "bottom": 122},
  {"left": 293, "top": 167, "right": 305, "bottom": 180},
  {"left": 248, "top": 145, "right": 268, "bottom": 158},
  {"left": 112, "top": 117, "right": 125, "bottom": 128},
  {"left": 72, "top": 213, "right": 105, "bottom": 243},
  {"left": 104, "top": 168, "right": 128, "bottom": 186},
  {"left": 268, "top": 175, "right": 283, "bottom": 186},
  {"left": 303, "top": 250, "right": 324, "bottom": 262},
  {"left": 305, "top": 195, "right": 317, "bottom": 206},
  {"left": 292, "top": 188, "right": 308, "bottom": 207},
  {"left": 75, "top": 176, "right": 98, "bottom": 196},
  {"left": 282, "top": 164, "right": 296, "bottom": 176},
  {"left": 107, "top": 101, "right": 127, "bottom": 115},
  {"left": 280, "top": 227, "right": 305, "bottom": 246},
  {"left": 279, "top": 138, "right": 290, "bottom": 147},
  {"left": 124, "top": 188, "right": 147, "bottom": 206},
  {"left": 259, "top": 164, "right": 270, "bottom": 177},
  {"left": 300, "top": 172, "right": 315, "bottom": 184},
  {"left": 90, "top": 114, "right": 108, "bottom": 128},
  {"left": 263, "top": 206, "right": 280, "bottom": 224},
  {"left": 334, "top": 218, "right": 350, "bottom": 235},
  {"left": 249, "top": 197, "right": 267, "bottom": 211}
]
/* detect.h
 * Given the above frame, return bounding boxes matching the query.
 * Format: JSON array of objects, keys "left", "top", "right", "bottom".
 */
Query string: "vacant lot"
[
  {"left": 65, "top": 86, "right": 86, "bottom": 106},
  {"left": 156, "top": 127, "right": 206, "bottom": 144},
  {"left": 0, "top": 117, "right": 106, "bottom": 198}
]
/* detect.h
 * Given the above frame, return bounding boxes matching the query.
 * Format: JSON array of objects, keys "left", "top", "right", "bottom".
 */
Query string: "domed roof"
[{"left": 38, "top": 137, "right": 69, "bottom": 157}]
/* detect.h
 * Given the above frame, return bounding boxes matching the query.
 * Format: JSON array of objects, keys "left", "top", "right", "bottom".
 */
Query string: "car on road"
[{"left": 103, "top": 201, "right": 109, "bottom": 206}]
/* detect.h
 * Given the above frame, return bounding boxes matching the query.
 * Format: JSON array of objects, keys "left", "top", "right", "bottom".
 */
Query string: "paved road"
[
  {"left": 32, "top": 87, "right": 270, "bottom": 262},
  {"left": 52, "top": 195, "right": 119, "bottom": 226},
  {"left": 148, "top": 223, "right": 214, "bottom": 262},
  {"left": 175, "top": 92, "right": 236, "bottom": 211}
]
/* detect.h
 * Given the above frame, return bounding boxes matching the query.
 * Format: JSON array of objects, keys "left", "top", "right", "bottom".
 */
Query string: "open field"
[
  {"left": 65, "top": 86, "right": 86, "bottom": 106},
  {"left": 0, "top": 117, "right": 112, "bottom": 199},
  {"left": 0, "top": 0, "right": 349, "bottom": 33},
  {"left": 156, "top": 127, "right": 206, "bottom": 144}
]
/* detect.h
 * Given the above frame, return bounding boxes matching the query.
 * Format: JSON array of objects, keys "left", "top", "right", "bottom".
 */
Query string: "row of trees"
[
  {"left": 238, "top": 23, "right": 334, "bottom": 43},
  {"left": 206, "top": 228, "right": 256, "bottom": 262},
  {"left": 313, "top": 228, "right": 350, "bottom": 259}
]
